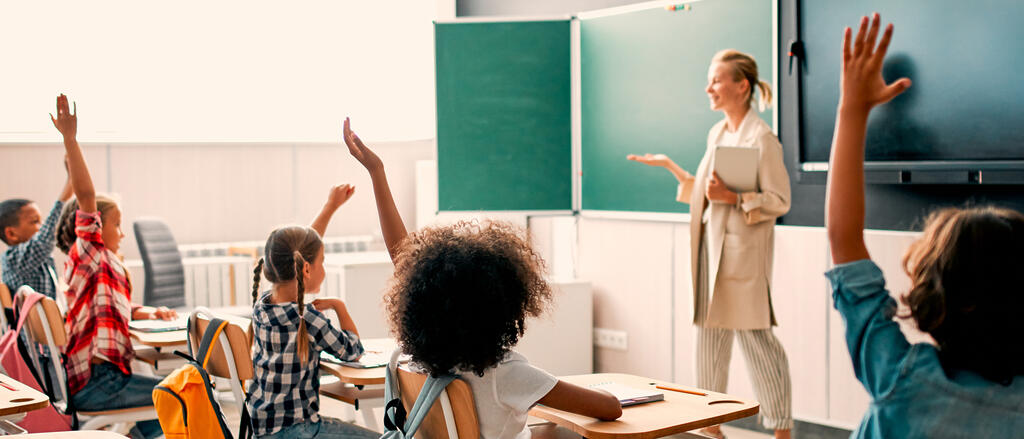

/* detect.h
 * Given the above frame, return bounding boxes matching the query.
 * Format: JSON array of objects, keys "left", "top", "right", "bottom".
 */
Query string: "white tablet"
[{"left": 713, "top": 146, "right": 759, "bottom": 193}]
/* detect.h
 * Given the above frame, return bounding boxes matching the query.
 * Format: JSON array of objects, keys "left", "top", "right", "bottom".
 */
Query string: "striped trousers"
[
  {"left": 694, "top": 230, "right": 793, "bottom": 430},
  {"left": 696, "top": 327, "right": 794, "bottom": 430}
]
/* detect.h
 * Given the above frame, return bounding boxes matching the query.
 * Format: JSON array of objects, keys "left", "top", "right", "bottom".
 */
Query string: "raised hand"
[
  {"left": 840, "top": 13, "right": 911, "bottom": 111},
  {"left": 343, "top": 117, "right": 383, "bottom": 172},
  {"left": 50, "top": 94, "right": 77, "bottom": 139},
  {"left": 627, "top": 153, "right": 673, "bottom": 168},
  {"left": 325, "top": 184, "right": 356, "bottom": 209}
]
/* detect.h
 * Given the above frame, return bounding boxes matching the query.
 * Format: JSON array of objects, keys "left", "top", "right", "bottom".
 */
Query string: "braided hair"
[{"left": 254, "top": 226, "right": 323, "bottom": 362}]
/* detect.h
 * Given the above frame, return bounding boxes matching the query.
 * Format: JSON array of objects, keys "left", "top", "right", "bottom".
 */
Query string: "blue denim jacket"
[{"left": 826, "top": 259, "right": 1024, "bottom": 438}]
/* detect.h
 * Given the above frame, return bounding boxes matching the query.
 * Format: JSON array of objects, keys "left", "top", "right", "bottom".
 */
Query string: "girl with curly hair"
[
  {"left": 342, "top": 118, "right": 622, "bottom": 438},
  {"left": 826, "top": 14, "right": 1024, "bottom": 438}
]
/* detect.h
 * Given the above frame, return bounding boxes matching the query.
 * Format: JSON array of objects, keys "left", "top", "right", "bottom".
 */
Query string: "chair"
[
  {"left": 389, "top": 354, "right": 581, "bottom": 439},
  {"left": 0, "top": 283, "right": 11, "bottom": 330},
  {"left": 393, "top": 364, "right": 479, "bottom": 439},
  {"left": 186, "top": 307, "right": 253, "bottom": 415},
  {"left": 20, "top": 288, "right": 159, "bottom": 434},
  {"left": 133, "top": 218, "right": 187, "bottom": 309}
]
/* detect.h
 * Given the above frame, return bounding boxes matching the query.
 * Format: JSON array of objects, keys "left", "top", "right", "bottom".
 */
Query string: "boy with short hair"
[{"left": 1, "top": 160, "right": 73, "bottom": 299}]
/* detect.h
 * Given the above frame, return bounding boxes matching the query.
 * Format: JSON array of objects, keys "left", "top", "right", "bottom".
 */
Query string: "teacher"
[{"left": 628, "top": 49, "right": 792, "bottom": 439}]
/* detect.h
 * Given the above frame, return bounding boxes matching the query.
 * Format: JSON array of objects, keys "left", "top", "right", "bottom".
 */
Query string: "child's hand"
[
  {"left": 50, "top": 94, "right": 77, "bottom": 139},
  {"left": 325, "top": 184, "right": 356, "bottom": 209},
  {"left": 343, "top": 117, "right": 383, "bottom": 172},
  {"left": 312, "top": 297, "right": 343, "bottom": 312},
  {"left": 626, "top": 153, "right": 673, "bottom": 168},
  {"left": 839, "top": 13, "right": 911, "bottom": 112}
]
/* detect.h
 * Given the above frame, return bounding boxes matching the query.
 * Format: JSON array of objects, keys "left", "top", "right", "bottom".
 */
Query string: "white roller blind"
[{"left": 0, "top": 1, "right": 436, "bottom": 142}]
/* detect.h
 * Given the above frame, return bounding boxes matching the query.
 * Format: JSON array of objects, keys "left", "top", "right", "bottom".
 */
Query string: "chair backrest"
[
  {"left": 25, "top": 294, "right": 67, "bottom": 348},
  {"left": 133, "top": 218, "right": 186, "bottom": 309},
  {"left": 0, "top": 283, "right": 12, "bottom": 309},
  {"left": 186, "top": 309, "right": 253, "bottom": 381},
  {"left": 395, "top": 367, "right": 480, "bottom": 439}
]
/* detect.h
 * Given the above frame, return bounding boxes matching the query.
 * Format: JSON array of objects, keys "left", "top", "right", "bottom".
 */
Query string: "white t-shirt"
[{"left": 459, "top": 351, "right": 558, "bottom": 439}]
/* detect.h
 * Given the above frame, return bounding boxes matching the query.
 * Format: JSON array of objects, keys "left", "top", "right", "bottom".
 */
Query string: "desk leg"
[{"left": 0, "top": 419, "right": 27, "bottom": 435}]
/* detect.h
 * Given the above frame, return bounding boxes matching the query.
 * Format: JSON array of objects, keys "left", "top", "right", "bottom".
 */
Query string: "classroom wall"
[
  {"left": 456, "top": 0, "right": 645, "bottom": 17},
  {"left": 0, "top": 140, "right": 434, "bottom": 260}
]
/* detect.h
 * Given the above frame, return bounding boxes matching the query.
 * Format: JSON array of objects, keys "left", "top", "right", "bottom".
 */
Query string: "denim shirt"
[{"left": 826, "top": 260, "right": 1024, "bottom": 438}]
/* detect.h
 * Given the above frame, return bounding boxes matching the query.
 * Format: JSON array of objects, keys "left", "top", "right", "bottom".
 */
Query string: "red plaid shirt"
[{"left": 62, "top": 210, "right": 136, "bottom": 395}]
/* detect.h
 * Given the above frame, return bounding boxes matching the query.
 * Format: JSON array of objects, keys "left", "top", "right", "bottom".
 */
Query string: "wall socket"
[{"left": 593, "top": 328, "right": 628, "bottom": 351}]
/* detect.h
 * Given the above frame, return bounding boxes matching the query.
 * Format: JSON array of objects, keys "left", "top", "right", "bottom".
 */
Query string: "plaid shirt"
[
  {"left": 248, "top": 294, "right": 364, "bottom": 436},
  {"left": 2, "top": 200, "right": 63, "bottom": 299},
  {"left": 62, "top": 210, "right": 135, "bottom": 395}
]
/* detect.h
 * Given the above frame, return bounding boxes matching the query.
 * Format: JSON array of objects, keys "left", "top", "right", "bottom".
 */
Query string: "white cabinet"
[
  {"left": 517, "top": 279, "right": 594, "bottom": 376},
  {"left": 322, "top": 251, "right": 395, "bottom": 339}
]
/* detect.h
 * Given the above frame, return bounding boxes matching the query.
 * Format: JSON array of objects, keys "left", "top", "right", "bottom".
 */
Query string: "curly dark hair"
[
  {"left": 384, "top": 220, "right": 552, "bottom": 377},
  {"left": 900, "top": 206, "right": 1024, "bottom": 384}
]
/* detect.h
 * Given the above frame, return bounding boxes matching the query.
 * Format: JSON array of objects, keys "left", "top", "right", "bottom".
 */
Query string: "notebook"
[
  {"left": 589, "top": 382, "right": 664, "bottom": 407},
  {"left": 713, "top": 146, "right": 759, "bottom": 193},
  {"left": 320, "top": 350, "right": 408, "bottom": 369},
  {"left": 128, "top": 316, "right": 188, "bottom": 333}
]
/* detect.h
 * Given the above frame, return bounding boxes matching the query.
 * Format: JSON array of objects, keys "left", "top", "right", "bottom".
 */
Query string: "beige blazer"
[{"left": 676, "top": 110, "right": 791, "bottom": 329}]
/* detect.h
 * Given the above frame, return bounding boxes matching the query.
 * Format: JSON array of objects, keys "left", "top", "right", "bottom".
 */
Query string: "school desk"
[
  {"left": 0, "top": 373, "right": 50, "bottom": 418},
  {"left": 22, "top": 432, "right": 125, "bottom": 438},
  {"left": 318, "top": 338, "right": 397, "bottom": 386},
  {"left": 529, "top": 373, "right": 759, "bottom": 439}
]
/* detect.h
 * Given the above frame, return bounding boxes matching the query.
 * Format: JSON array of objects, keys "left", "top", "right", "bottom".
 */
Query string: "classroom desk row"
[{"left": 129, "top": 324, "right": 759, "bottom": 438}]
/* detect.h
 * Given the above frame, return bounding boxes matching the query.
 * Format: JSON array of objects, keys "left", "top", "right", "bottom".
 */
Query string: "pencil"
[
  {"left": 0, "top": 380, "right": 17, "bottom": 391},
  {"left": 655, "top": 385, "right": 706, "bottom": 396}
]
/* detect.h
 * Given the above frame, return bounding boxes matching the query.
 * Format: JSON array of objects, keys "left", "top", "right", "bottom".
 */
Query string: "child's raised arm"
[
  {"left": 825, "top": 14, "right": 910, "bottom": 264},
  {"left": 343, "top": 118, "right": 407, "bottom": 261},
  {"left": 311, "top": 184, "right": 355, "bottom": 237},
  {"left": 51, "top": 94, "right": 96, "bottom": 213}
]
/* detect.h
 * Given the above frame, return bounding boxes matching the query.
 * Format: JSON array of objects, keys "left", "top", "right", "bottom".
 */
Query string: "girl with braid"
[{"left": 246, "top": 184, "right": 378, "bottom": 439}]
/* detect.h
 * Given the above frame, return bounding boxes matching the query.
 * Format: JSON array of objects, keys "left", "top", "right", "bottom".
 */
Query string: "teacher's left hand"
[{"left": 706, "top": 171, "right": 739, "bottom": 204}]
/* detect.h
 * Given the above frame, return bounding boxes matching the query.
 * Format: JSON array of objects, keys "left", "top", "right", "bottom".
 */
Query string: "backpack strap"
[
  {"left": 187, "top": 313, "right": 228, "bottom": 370},
  {"left": 382, "top": 350, "right": 458, "bottom": 438}
]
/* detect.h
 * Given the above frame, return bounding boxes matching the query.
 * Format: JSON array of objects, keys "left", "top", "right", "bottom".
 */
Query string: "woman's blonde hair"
[
  {"left": 56, "top": 195, "right": 120, "bottom": 254},
  {"left": 251, "top": 226, "right": 323, "bottom": 362},
  {"left": 712, "top": 49, "right": 773, "bottom": 112}
]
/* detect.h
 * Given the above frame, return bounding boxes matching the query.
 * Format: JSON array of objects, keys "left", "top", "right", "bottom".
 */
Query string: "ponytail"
[
  {"left": 293, "top": 251, "right": 309, "bottom": 362},
  {"left": 756, "top": 79, "right": 773, "bottom": 112},
  {"left": 251, "top": 258, "right": 265, "bottom": 307}
]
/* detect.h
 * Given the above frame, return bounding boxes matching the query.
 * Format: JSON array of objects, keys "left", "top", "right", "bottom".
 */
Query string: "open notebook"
[
  {"left": 128, "top": 316, "right": 189, "bottom": 333},
  {"left": 589, "top": 382, "right": 664, "bottom": 407},
  {"left": 320, "top": 350, "right": 409, "bottom": 369}
]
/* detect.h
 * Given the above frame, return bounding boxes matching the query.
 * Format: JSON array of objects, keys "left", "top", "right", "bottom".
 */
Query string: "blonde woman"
[{"left": 628, "top": 50, "right": 792, "bottom": 439}]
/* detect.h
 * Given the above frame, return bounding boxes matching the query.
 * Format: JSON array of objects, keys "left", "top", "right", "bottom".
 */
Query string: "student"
[
  {"left": 1, "top": 158, "right": 73, "bottom": 300},
  {"left": 247, "top": 184, "right": 378, "bottom": 439},
  {"left": 50, "top": 94, "right": 175, "bottom": 439},
  {"left": 825, "top": 14, "right": 1024, "bottom": 438},
  {"left": 343, "top": 118, "right": 622, "bottom": 438}
]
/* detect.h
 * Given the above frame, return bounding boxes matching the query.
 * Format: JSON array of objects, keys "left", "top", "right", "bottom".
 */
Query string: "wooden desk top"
[
  {"left": 319, "top": 338, "right": 396, "bottom": 386},
  {"left": 129, "top": 329, "right": 188, "bottom": 348},
  {"left": 24, "top": 432, "right": 126, "bottom": 438},
  {"left": 529, "top": 373, "right": 759, "bottom": 439},
  {"left": 0, "top": 374, "right": 50, "bottom": 417},
  {"left": 129, "top": 311, "right": 251, "bottom": 348}
]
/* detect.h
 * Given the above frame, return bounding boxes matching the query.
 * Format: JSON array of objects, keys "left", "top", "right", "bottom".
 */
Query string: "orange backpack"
[{"left": 152, "top": 317, "right": 251, "bottom": 439}]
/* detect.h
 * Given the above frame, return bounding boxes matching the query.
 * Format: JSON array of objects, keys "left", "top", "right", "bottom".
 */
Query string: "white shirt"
[
  {"left": 702, "top": 108, "right": 755, "bottom": 225},
  {"left": 459, "top": 351, "right": 558, "bottom": 439}
]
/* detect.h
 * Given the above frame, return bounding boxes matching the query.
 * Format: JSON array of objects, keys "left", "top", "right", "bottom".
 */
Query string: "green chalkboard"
[
  {"left": 435, "top": 20, "right": 572, "bottom": 211},
  {"left": 581, "top": 0, "right": 774, "bottom": 213}
]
